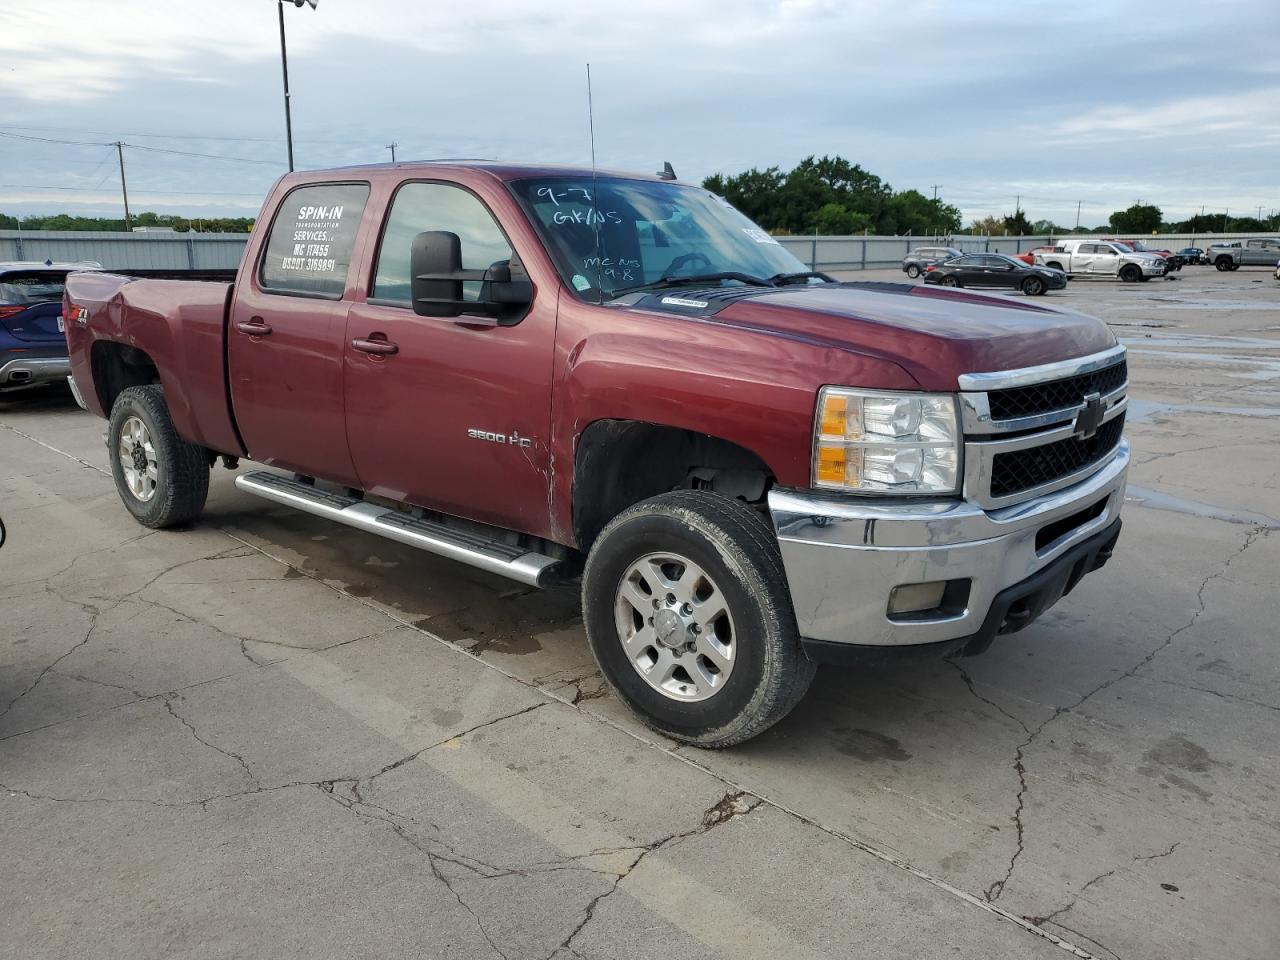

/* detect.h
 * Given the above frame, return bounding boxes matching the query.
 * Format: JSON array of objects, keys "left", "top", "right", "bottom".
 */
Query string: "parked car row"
[{"left": 904, "top": 237, "right": 1280, "bottom": 290}]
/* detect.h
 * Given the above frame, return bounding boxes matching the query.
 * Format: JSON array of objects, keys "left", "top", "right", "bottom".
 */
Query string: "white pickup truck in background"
[{"left": 1034, "top": 240, "right": 1167, "bottom": 282}]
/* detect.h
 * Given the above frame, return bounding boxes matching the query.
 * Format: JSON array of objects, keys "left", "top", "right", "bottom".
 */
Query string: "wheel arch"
[
  {"left": 572, "top": 419, "right": 775, "bottom": 552},
  {"left": 90, "top": 339, "right": 160, "bottom": 415}
]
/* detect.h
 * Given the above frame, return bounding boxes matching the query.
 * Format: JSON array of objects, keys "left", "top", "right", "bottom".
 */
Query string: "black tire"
[
  {"left": 938, "top": 275, "right": 960, "bottom": 287},
  {"left": 1021, "top": 276, "right": 1046, "bottom": 296},
  {"left": 1120, "top": 264, "right": 1141, "bottom": 283},
  {"left": 581, "top": 490, "right": 815, "bottom": 748},
  {"left": 107, "top": 384, "right": 209, "bottom": 528},
  {"left": 1230, "top": 263, "right": 1240, "bottom": 271},
  {"left": 1046, "top": 261, "right": 1065, "bottom": 272},
  {"left": 1215, "top": 257, "right": 1233, "bottom": 271},
  {"left": 905, "top": 264, "right": 921, "bottom": 279}
]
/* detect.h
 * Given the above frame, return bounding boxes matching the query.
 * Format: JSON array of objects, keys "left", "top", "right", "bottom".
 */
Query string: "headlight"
[{"left": 813, "top": 388, "right": 960, "bottom": 494}]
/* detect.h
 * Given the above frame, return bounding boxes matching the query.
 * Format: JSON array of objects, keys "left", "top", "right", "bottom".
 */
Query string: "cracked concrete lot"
[{"left": 2, "top": 266, "right": 1278, "bottom": 960}]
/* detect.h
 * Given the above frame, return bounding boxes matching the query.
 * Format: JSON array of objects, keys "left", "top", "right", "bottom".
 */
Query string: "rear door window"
[{"left": 259, "top": 182, "right": 370, "bottom": 298}]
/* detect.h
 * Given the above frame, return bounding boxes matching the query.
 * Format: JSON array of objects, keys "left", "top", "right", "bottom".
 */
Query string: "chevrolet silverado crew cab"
[
  {"left": 1034, "top": 239, "right": 1165, "bottom": 281},
  {"left": 64, "top": 161, "right": 1129, "bottom": 746}
]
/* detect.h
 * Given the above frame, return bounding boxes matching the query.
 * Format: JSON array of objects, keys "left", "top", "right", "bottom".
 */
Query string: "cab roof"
[{"left": 282, "top": 159, "right": 677, "bottom": 185}]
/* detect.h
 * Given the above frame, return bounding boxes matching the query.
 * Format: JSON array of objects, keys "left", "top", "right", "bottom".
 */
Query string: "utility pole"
[
  {"left": 1015, "top": 195, "right": 1021, "bottom": 214},
  {"left": 114, "top": 141, "right": 132, "bottom": 231},
  {"left": 1257, "top": 205, "right": 1264, "bottom": 222},
  {"left": 277, "top": 0, "right": 295, "bottom": 171},
  {"left": 930, "top": 184, "right": 941, "bottom": 201},
  {"left": 386, "top": 142, "right": 397, "bottom": 162},
  {"left": 1075, "top": 200, "right": 1082, "bottom": 231}
]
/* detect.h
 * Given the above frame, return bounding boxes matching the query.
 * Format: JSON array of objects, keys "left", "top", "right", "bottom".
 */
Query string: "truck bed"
[{"left": 64, "top": 271, "right": 243, "bottom": 456}]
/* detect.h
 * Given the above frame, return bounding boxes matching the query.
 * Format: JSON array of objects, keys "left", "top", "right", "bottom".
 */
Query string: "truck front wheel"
[
  {"left": 108, "top": 384, "right": 209, "bottom": 528},
  {"left": 1120, "top": 264, "right": 1141, "bottom": 282},
  {"left": 581, "top": 490, "right": 815, "bottom": 748},
  {"left": 1215, "top": 257, "right": 1233, "bottom": 271}
]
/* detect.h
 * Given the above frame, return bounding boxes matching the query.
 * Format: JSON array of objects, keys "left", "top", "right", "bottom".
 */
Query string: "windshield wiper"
[
  {"left": 609, "top": 271, "right": 775, "bottom": 298},
  {"left": 769, "top": 271, "right": 835, "bottom": 285}
]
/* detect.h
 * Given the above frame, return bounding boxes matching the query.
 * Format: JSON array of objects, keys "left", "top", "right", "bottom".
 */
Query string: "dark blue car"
[{"left": 0, "top": 261, "right": 99, "bottom": 393}]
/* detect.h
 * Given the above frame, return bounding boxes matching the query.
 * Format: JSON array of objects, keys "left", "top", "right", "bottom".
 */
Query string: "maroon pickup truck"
[{"left": 64, "top": 161, "right": 1129, "bottom": 746}]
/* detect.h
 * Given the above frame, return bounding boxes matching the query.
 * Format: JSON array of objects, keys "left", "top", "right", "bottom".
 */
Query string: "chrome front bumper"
[{"left": 769, "top": 439, "right": 1129, "bottom": 651}]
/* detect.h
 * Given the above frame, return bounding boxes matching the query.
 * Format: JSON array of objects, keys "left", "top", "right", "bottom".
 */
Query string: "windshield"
[
  {"left": 1111, "top": 242, "right": 1134, "bottom": 253},
  {"left": 509, "top": 176, "right": 810, "bottom": 300}
]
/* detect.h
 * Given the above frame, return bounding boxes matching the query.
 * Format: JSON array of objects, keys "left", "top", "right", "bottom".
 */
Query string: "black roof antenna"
[
  {"left": 586, "top": 63, "right": 601, "bottom": 305},
  {"left": 657, "top": 161, "right": 677, "bottom": 181}
]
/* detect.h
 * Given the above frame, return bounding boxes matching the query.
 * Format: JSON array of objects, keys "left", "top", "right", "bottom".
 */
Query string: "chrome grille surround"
[{"left": 958, "top": 345, "right": 1128, "bottom": 509}]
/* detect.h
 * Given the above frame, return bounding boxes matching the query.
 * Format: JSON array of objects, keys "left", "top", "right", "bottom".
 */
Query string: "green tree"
[
  {"left": 969, "top": 215, "right": 1005, "bottom": 236},
  {"left": 1109, "top": 203, "right": 1163, "bottom": 234},
  {"left": 1002, "top": 210, "right": 1033, "bottom": 236},
  {"left": 702, "top": 155, "right": 958, "bottom": 235},
  {"left": 809, "top": 202, "right": 873, "bottom": 235}
]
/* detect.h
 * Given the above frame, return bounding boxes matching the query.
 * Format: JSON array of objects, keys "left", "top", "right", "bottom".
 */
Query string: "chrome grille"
[
  {"left": 987, "top": 359, "right": 1128, "bottom": 421},
  {"left": 990, "top": 413, "right": 1126, "bottom": 498},
  {"left": 959, "top": 345, "right": 1129, "bottom": 508}
]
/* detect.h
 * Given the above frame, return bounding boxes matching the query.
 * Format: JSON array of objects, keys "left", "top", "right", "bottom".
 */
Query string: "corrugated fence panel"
[
  {"left": 1, "top": 230, "right": 1270, "bottom": 277},
  {"left": 0, "top": 231, "right": 248, "bottom": 271}
]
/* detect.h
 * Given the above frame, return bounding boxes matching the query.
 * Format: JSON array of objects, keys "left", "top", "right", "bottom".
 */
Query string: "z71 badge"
[{"left": 467, "top": 428, "right": 533, "bottom": 448}]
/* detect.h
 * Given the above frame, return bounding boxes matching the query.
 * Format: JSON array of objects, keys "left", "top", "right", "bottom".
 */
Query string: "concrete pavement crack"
[
  {"left": 318, "top": 788, "right": 513, "bottom": 960},
  {"left": 0, "top": 620, "right": 98, "bottom": 723},
  {"left": 983, "top": 526, "right": 1263, "bottom": 903},
  {"left": 1028, "top": 841, "right": 1179, "bottom": 930},
  {"left": 162, "top": 696, "right": 259, "bottom": 788},
  {"left": 554, "top": 791, "right": 762, "bottom": 957}
]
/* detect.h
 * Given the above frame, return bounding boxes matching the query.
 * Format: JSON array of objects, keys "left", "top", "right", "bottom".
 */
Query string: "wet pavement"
[{"left": 2, "top": 266, "right": 1278, "bottom": 960}]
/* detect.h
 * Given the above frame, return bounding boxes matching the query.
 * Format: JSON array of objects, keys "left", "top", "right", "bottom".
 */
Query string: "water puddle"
[
  {"left": 1127, "top": 399, "right": 1280, "bottom": 423},
  {"left": 1123, "top": 299, "right": 1279, "bottom": 312},
  {"left": 1119, "top": 334, "right": 1280, "bottom": 350},
  {"left": 1125, "top": 485, "right": 1279, "bottom": 528}
]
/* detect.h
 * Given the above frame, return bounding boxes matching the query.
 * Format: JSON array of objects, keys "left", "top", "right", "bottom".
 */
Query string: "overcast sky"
[{"left": 1, "top": 0, "right": 1277, "bottom": 228}]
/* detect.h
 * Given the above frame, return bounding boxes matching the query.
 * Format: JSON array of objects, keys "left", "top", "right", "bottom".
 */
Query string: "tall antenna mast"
[{"left": 587, "top": 63, "right": 601, "bottom": 304}]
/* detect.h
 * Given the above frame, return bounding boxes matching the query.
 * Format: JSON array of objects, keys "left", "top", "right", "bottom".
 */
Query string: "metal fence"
[
  {"left": 779, "top": 233, "right": 1274, "bottom": 273},
  {"left": 0, "top": 230, "right": 248, "bottom": 271},
  {"left": 3, "top": 229, "right": 1272, "bottom": 276}
]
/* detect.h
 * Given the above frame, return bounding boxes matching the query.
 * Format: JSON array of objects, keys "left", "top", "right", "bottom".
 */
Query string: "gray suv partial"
[
  {"left": 1208, "top": 238, "right": 1280, "bottom": 271},
  {"left": 902, "top": 246, "right": 962, "bottom": 279}
]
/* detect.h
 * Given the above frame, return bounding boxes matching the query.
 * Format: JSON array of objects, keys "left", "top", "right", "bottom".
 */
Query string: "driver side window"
[{"left": 372, "top": 182, "right": 515, "bottom": 306}]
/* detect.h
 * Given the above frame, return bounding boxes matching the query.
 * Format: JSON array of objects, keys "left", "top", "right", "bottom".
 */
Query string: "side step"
[{"left": 234, "top": 471, "right": 561, "bottom": 587}]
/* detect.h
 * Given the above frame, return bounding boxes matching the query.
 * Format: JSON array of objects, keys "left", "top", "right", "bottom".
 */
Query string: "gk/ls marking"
[{"left": 467, "top": 428, "right": 533, "bottom": 448}]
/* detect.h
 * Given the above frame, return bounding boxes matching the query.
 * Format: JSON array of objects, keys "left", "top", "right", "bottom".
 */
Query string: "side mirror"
[
  {"left": 411, "top": 230, "right": 465, "bottom": 317},
  {"left": 410, "top": 231, "right": 533, "bottom": 322}
]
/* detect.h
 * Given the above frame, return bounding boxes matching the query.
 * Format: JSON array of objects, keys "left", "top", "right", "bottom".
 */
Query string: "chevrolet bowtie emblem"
[{"left": 1075, "top": 392, "right": 1104, "bottom": 439}]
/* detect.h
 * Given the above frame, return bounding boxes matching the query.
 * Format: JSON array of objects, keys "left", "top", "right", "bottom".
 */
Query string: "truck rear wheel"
[
  {"left": 108, "top": 384, "right": 209, "bottom": 528},
  {"left": 581, "top": 490, "right": 815, "bottom": 748}
]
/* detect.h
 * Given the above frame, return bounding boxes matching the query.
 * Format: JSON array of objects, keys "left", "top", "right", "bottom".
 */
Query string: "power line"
[
  {"left": 0, "top": 123, "right": 369, "bottom": 145},
  {"left": 121, "top": 142, "right": 280, "bottom": 165},
  {"left": 0, "top": 183, "right": 264, "bottom": 197},
  {"left": 0, "top": 129, "right": 280, "bottom": 166}
]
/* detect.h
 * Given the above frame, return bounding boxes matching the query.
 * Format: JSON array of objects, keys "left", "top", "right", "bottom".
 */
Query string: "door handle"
[
  {"left": 352, "top": 336, "right": 399, "bottom": 356},
  {"left": 236, "top": 318, "right": 272, "bottom": 336}
]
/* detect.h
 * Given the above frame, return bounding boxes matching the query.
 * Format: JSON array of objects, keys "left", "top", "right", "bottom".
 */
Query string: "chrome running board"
[{"left": 234, "top": 470, "right": 561, "bottom": 587}]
